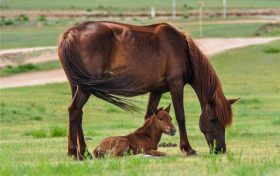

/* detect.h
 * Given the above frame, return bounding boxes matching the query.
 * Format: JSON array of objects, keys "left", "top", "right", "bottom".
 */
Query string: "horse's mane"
[{"left": 182, "top": 32, "right": 232, "bottom": 126}]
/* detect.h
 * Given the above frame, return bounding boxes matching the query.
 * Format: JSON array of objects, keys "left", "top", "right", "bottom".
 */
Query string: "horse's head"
[
  {"left": 154, "top": 104, "right": 176, "bottom": 136},
  {"left": 199, "top": 97, "right": 239, "bottom": 154}
]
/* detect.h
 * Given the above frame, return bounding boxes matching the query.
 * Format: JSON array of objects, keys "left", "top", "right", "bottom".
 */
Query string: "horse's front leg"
[
  {"left": 145, "top": 92, "right": 162, "bottom": 120},
  {"left": 168, "top": 80, "right": 196, "bottom": 155},
  {"left": 68, "top": 86, "right": 89, "bottom": 160}
]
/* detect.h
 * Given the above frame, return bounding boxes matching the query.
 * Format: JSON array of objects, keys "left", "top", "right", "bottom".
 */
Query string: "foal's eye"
[{"left": 158, "top": 117, "right": 163, "bottom": 120}]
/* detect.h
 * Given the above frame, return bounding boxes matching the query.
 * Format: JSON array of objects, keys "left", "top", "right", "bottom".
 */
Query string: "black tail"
[{"left": 58, "top": 32, "right": 143, "bottom": 112}]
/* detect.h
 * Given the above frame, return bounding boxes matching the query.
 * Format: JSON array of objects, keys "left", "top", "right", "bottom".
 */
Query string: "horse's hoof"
[
  {"left": 187, "top": 149, "right": 197, "bottom": 156},
  {"left": 67, "top": 152, "right": 77, "bottom": 159},
  {"left": 77, "top": 154, "right": 85, "bottom": 161},
  {"left": 76, "top": 151, "right": 93, "bottom": 160}
]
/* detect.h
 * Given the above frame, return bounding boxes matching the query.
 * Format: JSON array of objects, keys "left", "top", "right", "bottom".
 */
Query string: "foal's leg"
[
  {"left": 145, "top": 92, "right": 162, "bottom": 120},
  {"left": 111, "top": 138, "right": 130, "bottom": 157},
  {"left": 68, "top": 86, "right": 89, "bottom": 159},
  {"left": 168, "top": 80, "right": 196, "bottom": 155},
  {"left": 145, "top": 149, "right": 166, "bottom": 156}
]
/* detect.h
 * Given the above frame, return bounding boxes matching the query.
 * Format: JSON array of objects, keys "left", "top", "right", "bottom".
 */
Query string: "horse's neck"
[
  {"left": 136, "top": 117, "right": 162, "bottom": 145},
  {"left": 189, "top": 53, "right": 221, "bottom": 108}
]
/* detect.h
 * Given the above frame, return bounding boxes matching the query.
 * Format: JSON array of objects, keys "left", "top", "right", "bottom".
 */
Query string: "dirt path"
[
  {"left": 0, "top": 46, "right": 56, "bottom": 55},
  {"left": 0, "top": 37, "right": 279, "bottom": 89}
]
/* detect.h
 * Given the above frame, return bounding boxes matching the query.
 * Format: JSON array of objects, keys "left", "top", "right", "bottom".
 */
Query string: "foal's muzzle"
[{"left": 169, "top": 128, "right": 176, "bottom": 136}]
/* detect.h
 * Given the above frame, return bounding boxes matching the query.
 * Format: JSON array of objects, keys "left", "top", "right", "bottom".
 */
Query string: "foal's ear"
[
  {"left": 227, "top": 98, "right": 240, "bottom": 105},
  {"left": 156, "top": 107, "right": 163, "bottom": 113},
  {"left": 164, "top": 104, "right": 171, "bottom": 113}
]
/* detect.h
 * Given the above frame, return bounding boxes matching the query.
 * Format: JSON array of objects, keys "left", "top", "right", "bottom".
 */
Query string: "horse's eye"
[
  {"left": 158, "top": 117, "right": 163, "bottom": 120},
  {"left": 210, "top": 118, "right": 219, "bottom": 124}
]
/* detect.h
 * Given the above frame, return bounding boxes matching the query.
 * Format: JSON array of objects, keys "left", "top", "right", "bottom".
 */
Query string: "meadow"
[
  {"left": 1, "top": 0, "right": 280, "bottom": 10},
  {"left": 1, "top": 16, "right": 280, "bottom": 49},
  {"left": 0, "top": 40, "right": 279, "bottom": 175}
]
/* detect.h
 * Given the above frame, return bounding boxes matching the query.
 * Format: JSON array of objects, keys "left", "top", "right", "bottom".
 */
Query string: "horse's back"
[{"left": 59, "top": 21, "right": 188, "bottom": 92}]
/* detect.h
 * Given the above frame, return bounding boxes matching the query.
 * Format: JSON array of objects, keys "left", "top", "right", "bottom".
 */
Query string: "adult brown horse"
[{"left": 58, "top": 21, "right": 239, "bottom": 159}]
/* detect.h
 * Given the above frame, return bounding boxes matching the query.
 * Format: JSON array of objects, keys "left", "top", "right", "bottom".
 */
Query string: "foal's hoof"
[{"left": 186, "top": 149, "right": 197, "bottom": 156}]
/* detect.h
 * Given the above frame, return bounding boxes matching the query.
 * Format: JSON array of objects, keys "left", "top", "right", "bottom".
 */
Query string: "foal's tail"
[{"left": 58, "top": 30, "right": 141, "bottom": 112}]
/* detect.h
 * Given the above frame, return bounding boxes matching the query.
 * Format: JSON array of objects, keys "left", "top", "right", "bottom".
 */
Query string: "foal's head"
[{"left": 153, "top": 105, "right": 176, "bottom": 136}]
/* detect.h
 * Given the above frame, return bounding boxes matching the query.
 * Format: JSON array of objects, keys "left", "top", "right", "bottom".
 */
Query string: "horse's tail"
[{"left": 58, "top": 30, "right": 141, "bottom": 112}]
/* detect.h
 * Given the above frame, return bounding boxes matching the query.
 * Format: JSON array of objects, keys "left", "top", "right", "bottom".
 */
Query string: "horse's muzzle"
[{"left": 213, "top": 147, "right": 226, "bottom": 154}]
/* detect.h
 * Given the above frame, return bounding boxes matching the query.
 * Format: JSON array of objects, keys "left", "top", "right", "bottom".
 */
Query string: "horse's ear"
[
  {"left": 164, "top": 104, "right": 171, "bottom": 113},
  {"left": 228, "top": 98, "right": 240, "bottom": 105}
]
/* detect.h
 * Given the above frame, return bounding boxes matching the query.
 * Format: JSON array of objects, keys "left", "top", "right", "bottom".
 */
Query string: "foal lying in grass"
[{"left": 94, "top": 105, "right": 176, "bottom": 157}]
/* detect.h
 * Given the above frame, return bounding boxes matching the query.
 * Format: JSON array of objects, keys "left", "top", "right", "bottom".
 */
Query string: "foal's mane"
[
  {"left": 181, "top": 31, "right": 232, "bottom": 126},
  {"left": 135, "top": 114, "right": 155, "bottom": 134}
]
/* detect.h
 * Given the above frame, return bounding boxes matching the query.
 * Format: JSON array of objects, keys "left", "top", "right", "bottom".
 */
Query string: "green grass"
[
  {"left": 1, "top": 0, "right": 279, "bottom": 10},
  {"left": 180, "top": 23, "right": 267, "bottom": 38},
  {"left": 0, "top": 61, "right": 61, "bottom": 76},
  {"left": 1, "top": 17, "right": 279, "bottom": 49},
  {"left": 0, "top": 24, "right": 65, "bottom": 49},
  {"left": 0, "top": 40, "right": 280, "bottom": 175}
]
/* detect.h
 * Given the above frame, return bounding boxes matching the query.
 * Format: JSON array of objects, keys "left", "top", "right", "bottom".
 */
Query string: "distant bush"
[
  {"left": 264, "top": 48, "right": 280, "bottom": 54},
  {"left": 24, "top": 129, "right": 48, "bottom": 138},
  {"left": 183, "top": 14, "right": 189, "bottom": 19},
  {"left": 0, "top": 17, "right": 14, "bottom": 26},
  {"left": 86, "top": 8, "right": 92, "bottom": 12},
  {"left": 19, "top": 63, "right": 37, "bottom": 70},
  {"left": 183, "top": 4, "right": 194, "bottom": 10},
  {"left": 15, "top": 14, "right": 29, "bottom": 22},
  {"left": 254, "top": 23, "right": 280, "bottom": 36},
  {"left": 50, "top": 126, "right": 67, "bottom": 137},
  {"left": 98, "top": 5, "right": 104, "bottom": 9},
  {"left": 0, "top": 63, "right": 39, "bottom": 76},
  {"left": 31, "top": 115, "right": 43, "bottom": 121},
  {"left": 37, "top": 15, "right": 47, "bottom": 22}
]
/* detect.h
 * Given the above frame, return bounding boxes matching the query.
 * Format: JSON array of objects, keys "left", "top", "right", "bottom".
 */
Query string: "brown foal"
[{"left": 94, "top": 105, "right": 176, "bottom": 157}]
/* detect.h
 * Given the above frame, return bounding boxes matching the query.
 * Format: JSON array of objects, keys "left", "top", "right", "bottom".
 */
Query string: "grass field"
[
  {"left": 1, "top": 0, "right": 280, "bottom": 10},
  {"left": 0, "top": 40, "right": 279, "bottom": 175},
  {"left": 1, "top": 17, "right": 279, "bottom": 49},
  {"left": 0, "top": 61, "right": 60, "bottom": 77}
]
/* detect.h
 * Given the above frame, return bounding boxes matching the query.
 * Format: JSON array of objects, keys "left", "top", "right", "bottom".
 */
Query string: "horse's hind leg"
[
  {"left": 68, "top": 85, "right": 89, "bottom": 159},
  {"left": 145, "top": 92, "right": 162, "bottom": 120},
  {"left": 168, "top": 80, "right": 196, "bottom": 155},
  {"left": 77, "top": 107, "right": 90, "bottom": 159}
]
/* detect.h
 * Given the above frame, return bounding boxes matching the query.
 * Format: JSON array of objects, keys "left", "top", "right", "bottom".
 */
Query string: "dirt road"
[{"left": 0, "top": 37, "right": 279, "bottom": 89}]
